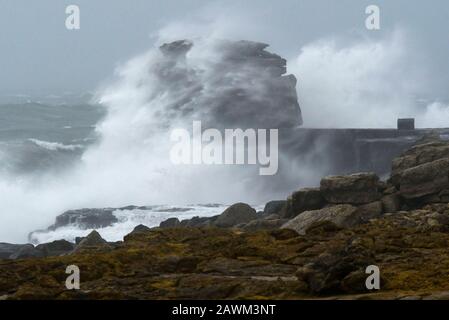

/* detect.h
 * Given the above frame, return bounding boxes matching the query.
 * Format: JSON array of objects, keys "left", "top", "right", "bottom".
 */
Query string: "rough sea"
[{"left": 0, "top": 99, "right": 250, "bottom": 244}]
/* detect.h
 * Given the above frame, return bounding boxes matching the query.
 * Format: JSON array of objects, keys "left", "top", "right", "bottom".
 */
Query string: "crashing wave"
[{"left": 28, "top": 139, "right": 83, "bottom": 151}]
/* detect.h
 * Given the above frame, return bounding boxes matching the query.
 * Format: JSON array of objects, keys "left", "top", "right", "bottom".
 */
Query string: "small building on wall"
[{"left": 397, "top": 118, "right": 415, "bottom": 130}]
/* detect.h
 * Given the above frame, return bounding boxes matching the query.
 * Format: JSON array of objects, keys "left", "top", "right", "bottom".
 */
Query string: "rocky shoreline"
[{"left": 1, "top": 135, "right": 449, "bottom": 300}]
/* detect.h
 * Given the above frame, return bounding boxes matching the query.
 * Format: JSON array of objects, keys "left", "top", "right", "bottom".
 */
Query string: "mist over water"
[
  {"left": 0, "top": 22, "right": 448, "bottom": 243},
  {"left": 292, "top": 30, "right": 449, "bottom": 128},
  {"left": 0, "top": 37, "right": 294, "bottom": 242}
]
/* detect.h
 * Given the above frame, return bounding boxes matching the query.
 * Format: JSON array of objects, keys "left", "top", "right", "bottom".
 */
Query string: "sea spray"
[{"left": 0, "top": 38, "right": 299, "bottom": 242}]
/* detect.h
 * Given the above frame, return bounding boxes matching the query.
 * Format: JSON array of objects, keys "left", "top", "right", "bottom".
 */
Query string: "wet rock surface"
[
  {"left": 50, "top": 209, "right": 119, "bottom": 230},
  {"left": 4, "top": 209, "right": 449, "bottom": 300},
  {"left": 399, "top": 158, "right": 449, "bottom": 200},
  {"left": 2, "top": 138, "right": 449, "bottom": 299},
  {"left": 320, "top": 173, "right": 381, "bottom": 204},
  {"left": 72, "top": 230, "right": 111, "bottom": 253},
  {"left": 391, "top": 141, "right": 449, "bottom": 186},
  {"left": 155, "top": 39, "right": 303, "bottom": 130},
  {"left": 282, "top": 204, "right": 359, "bottom": 235},
  {"left": 36, "top": 240, "right": 75, "bottom": 257},
  {"left": 0, "top": 244, "right": 30, "bottom": 260},
  {"left": 280, "top": 188, "right": 325, "bottom": 218},
  {"left": 213, "top": 203, "right": 258, "bottom": 228},
  {"left": 263, "top": 200, "right": 287, "bottom": 216}
]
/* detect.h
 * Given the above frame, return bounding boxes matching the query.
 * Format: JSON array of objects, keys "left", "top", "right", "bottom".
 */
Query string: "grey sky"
[{"left": 0, "top": 0, "right": 448, "bottom": 100}]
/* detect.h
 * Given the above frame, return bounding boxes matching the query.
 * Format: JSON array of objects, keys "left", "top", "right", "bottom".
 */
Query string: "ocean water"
[
  {"left": 0, "top": 102, "right": 252, "bottom": 244},
  {"left": 1, "top": 39, "right": 298, "bottom": 243},
  {"left": 0, "top": 102, "right": 104, "bottom": 176}
]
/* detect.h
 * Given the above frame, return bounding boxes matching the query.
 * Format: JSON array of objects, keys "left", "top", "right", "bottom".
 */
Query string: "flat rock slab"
[{"left": 320, "top": 173, "right": 381, "bottom": 204}]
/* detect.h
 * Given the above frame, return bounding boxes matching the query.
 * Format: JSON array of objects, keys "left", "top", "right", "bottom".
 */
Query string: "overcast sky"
[{"left": 0, "top": 0, "right": 448, "bottom": 100}]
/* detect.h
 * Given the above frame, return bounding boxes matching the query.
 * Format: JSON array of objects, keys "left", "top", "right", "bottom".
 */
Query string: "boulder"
[
  {"left": 48, "top": 208, "right": 118, "bottom": 230},
  {"left": 72, "top": 230, "right": 110, "bottom": 253},
  {"left": 320, "top": 173, "right": 381, "bottom": 204},
  {"left": 282, "top": 204, "right": 373, "bottom": 235},
  {"left": 399, "top": 158, "right": 449, "bottom": 199},
  {"left": 391, "top": 140, "right": 449, "bottom": 186},
  {"left": 263, "top": 200, "right": 286, "bottom": 216},
  {"left": 239, "top": 219, "right": 288, "bottom": 232},
  {"left": 0, "top": 243, "right": 28, "bottom": 260},
  {"left": 281, "top": 188, "right": 325, "bottom": 218},
  {"left": 180, "top": 216, "right": 216, "bottom": 228},
  {"left": 117, "top": 224, "right": 152, "bottom": 239},
  {"left": 131, "top": 224, "right": 152, "bottom": 233},
  {"left": 9, "top": 244, "right": 44, "bottom": 260},
  {"left": 36, "top": 240, "right": 75, "bottom": 257},
  {"left": 159, "top": 218, "right": 181, "bottom": 228},
  {"left": 213, "top": 203, "right": 258, "bottom": 228}
]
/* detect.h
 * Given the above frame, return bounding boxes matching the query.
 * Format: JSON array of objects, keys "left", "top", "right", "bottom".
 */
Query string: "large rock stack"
[{"left": 155, "top": 39, "right": 303, "bottom": 129}]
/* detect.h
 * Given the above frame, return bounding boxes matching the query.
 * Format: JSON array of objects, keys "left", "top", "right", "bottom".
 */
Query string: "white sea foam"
[
  {"left": 0, "top": 38, "right": 267, "bottom": 243},
  {"left": 29, "top": 204, "right": 229, "bottom": 244},
  {"left": 28, "top": 139, "right": 83, "bottom": 151}
]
